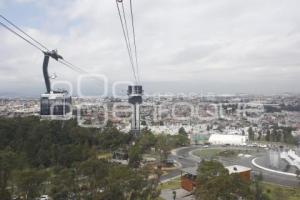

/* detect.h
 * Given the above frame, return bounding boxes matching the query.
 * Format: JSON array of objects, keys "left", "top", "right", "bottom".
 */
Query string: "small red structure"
[
  {"left": 225, "top": 165, "right": 252, "bottom": 182},
  {"left": 180, "top": 165, "right": 252, "bottom": 192},
  {"left": 180, "top": 167, "right": 197, "bottom": 192}
]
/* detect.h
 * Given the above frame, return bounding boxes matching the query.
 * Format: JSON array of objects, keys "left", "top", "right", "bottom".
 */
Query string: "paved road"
[
  {"left": 160, "top": 146, "right": 300, "bottom": 187},
  {"left": 160, "top": 146, "right": 200, "bottom": 182}
]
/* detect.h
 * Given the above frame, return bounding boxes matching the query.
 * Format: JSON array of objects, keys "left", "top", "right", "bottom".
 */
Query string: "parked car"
[{"left": 39, "top": 195, "right": 50, "bottom": 200}]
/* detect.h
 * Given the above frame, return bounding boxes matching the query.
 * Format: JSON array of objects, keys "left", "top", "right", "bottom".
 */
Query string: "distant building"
[
  {"left": 190, "top": 133, "right": 210, "bottom": 145},
  {"left": 208, "top": 134, "right": 248, "bottom": 145}
]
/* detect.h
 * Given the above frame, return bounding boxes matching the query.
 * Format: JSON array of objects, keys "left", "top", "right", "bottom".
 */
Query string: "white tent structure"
[{"left": 208, "top": 134, "right": 248, "bottom": 145}]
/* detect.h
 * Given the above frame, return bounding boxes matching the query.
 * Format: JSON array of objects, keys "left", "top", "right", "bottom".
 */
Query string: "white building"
[
  {"left": 208, "top": 134, "right": 248, "bottom": 145},
  {"left": 280, "top": 150, "right": 300, "bottom": 170}
]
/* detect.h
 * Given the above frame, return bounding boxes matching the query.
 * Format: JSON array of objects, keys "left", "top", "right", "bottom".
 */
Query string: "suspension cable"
[
  {"left": 58, "top": 59, "right": 87, "bottom": 74},
  {"left": 0, "top": 21, "right": 45, "bottom": 52},
  {"left": 116, "top": 0, "right": 138, "bottom": 83},
  {"left": 121, "top": 1, "right": 135, "bottom": 65},
  {"left": 0, "top": 14, "right": 49, "bottom": 52},
  {"left": 0, "top": 14, "right": 91, "bottom": 76},
  {"left": 59, "top": 59, "right": 108, "bottom": 86},
  {"left": 129, "top": 0, "right": 140, "bottom": 83},
  {"left": 60, "top": 59, "right": 88, "bottom": 74}
]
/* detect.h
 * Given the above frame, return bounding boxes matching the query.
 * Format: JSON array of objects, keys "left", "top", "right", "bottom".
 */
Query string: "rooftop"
[
  {"left": 225, "top": 165, "right": 252, "bottom": 174},
  {"left": 181, "top": 166, "right": 198, "bottom": 176},
  {"left": 181, "top": 165, "right": 252, "bottom": 176}
]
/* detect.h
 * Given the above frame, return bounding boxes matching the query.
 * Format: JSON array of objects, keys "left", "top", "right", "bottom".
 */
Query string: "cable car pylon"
[
  {"left": 128, "top": 85, "right": 143, "bottom": 135},
  {"left": 116, "top": 0, "right": 143, "bottom": 136}
]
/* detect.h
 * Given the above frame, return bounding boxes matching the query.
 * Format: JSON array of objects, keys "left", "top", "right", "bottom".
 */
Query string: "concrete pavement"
[{"left": 160, "top": 189, "right": 194, "bottom": 200}]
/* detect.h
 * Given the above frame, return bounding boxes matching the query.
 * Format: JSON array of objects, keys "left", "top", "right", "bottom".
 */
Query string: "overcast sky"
[{"left": 1, "top": 0, "right": 300, "bottom": 97}]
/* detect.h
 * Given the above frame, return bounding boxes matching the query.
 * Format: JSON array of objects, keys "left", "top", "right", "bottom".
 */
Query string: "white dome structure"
[{"left": 208, "top": 134, "right": 248, "bottom": 145}]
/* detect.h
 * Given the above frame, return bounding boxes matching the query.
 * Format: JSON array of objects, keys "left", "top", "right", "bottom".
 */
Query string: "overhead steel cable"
[
  {"left": 0, "top": 14, "right": 49, "bottom": 52},
  {"left": 0, "top": 21, "right": 45, "bottom": 52},
  {"left": 59, "top": 59, "right": 108, "bottom": 86},
  {"left": 60, "top": 59, "right": 104, "bottom": 83},
  {"left": 129, "top": 0, "right": 141, "bottom": 84},
  {"left": 58, "top": 59, "right": 86, "bottom": 74},
  {"left": 60, "top": 59, "right": 88, "bottom": 74},
  {"left": 122, "top": 1, "right": 140, "bottom": 83},
  {"left": 121, "top": 1, "right": 135, "bottom": 63},
  {"left": 116, "top": 0, "right": 138, "bottom": 83},
  {"left": 0, "top": 14, "right": 91, "bottom": 76},
  {"left": 117, "top": 1, "right": 138, "bottom": 82}
]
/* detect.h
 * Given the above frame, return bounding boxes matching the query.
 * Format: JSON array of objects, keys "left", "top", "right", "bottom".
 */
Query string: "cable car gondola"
[
  {"left": 0, "top": 15, "right": 87, "bottom": 120},
  {"left": 40, "top": 50, "right": 72, "bottom": 120}
]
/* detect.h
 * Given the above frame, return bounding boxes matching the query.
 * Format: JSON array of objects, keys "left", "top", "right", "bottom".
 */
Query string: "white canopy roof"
[{"left": 208, "top": 134, "right": 248, "bottom": 145}]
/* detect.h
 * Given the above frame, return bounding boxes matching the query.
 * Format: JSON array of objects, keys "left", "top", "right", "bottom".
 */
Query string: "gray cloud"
[{"left": 1, "top": 0, "right": 300, "bottom": 96}]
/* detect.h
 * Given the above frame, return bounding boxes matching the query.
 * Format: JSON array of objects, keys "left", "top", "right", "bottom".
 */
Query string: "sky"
[{"left": 0, "top": 0, "right": 300, "bottom": 97}]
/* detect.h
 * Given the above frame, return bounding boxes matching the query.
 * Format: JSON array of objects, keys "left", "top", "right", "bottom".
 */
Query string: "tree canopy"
[
  {"left": 0, "top": 117, "right": 161, "bottom": 199},
  {"left": 195, "top": 160, "right": 253, "bottom": 200}
]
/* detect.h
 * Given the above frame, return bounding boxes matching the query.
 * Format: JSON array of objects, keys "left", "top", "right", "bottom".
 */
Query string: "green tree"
[
  {"left": 101, "top": 165, "right": 160, "bottom": 200},
  {"left": 258, "top": 131, "right": 262, "bottom": 140},
  {"left": 50, "top": 168, "right": 79, "bottom": 200},
  {"left": 128, "top": 144, "right": 143, "bottom": 168},
  {"left": 178, "top": 127, "right": 187, "bottom": 135},
  {"left": 98, "top": 121, "right": 133, "bottom": 150},
  {"left": 248, "top": 127, "right": 255, "bottom": 141},
  {"left": 276, "top": 132, "right": 282, "bottom": 142},
  {"left": 195, "top": 160, "right": 253, "bottom": 200},
  {"left": 173, "top": 134, "right": 189, "bottom": 146},
  {"left": 78, "top": 159, "right": 109, "bottom": 199},
  {"left": 0, "top": 117, "right": 162, "bottom": 199},
  {"left": 0, "top": 150, "right": 18, "bottom": 200},
  {"left": 206, "top": 125, "right": 211, "bottom": 131},
  {"left": 138, "top": 129, "right": 157, "bottom": 152},
  {"left": 271, "top": 129, "right": 277, "bottom": 142},
  {"left": 176, "top": 127, "right": 190, "bottom": 146},
  {"left": 283, "top": 127, "right": 296, "bottom": 144},
  {"left": 253, "top": 173, "right": 270, "bottom": 200},
  {"left": 14, "top": 169, "right": 50, "bottom": 200},
  {"left": 265, "top": 130, "right": 271, "bottom": 142},
  {"left": 296, "top": 169, "right": 300, "bottom": 185},
  {"left": 156, "top": 135, "right": 172, "bottom": 162}
]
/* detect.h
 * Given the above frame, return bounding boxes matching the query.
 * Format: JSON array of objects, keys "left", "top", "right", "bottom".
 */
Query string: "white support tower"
[{"left": 128, "top": 85, "right": 143, "bottom": 135}]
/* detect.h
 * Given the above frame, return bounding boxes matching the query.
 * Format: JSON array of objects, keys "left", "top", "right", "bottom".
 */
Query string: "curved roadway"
[{"left": 160, "top": 146, "right": 300, "bottom": 187}]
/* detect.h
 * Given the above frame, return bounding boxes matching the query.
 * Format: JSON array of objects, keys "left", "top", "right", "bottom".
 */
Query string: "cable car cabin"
[
  {"left": 127, "top": 85, "right": 143, "bottom": 104},
  {"left": 40, "top": 91, "right": 72, "bottom": 120}
]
